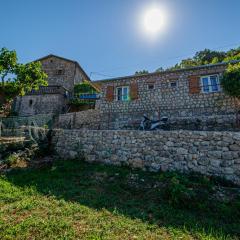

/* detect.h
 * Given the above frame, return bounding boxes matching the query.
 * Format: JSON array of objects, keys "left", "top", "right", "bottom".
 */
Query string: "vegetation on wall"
[
  {"left": 74, "top": 82, "right": 97, "bottom": 95},
  {"left": 221, "top": 63, "right": 240, "bottom": 99},
  {"left": 0, "top": 47, "right": 48, "bottom": 115},
  {"left": 70, "top": 81, "right": 97, "bottom": 107}
]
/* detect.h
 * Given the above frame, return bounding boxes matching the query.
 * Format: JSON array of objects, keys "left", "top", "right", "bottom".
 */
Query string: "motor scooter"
[{"left": 139, "top": 114, "right": 169, "bottom": 130}]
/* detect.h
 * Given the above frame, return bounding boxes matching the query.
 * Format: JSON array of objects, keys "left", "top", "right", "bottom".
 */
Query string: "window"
[
  {"left": 29, "top": 99, "right": 33, "bottom": 106},
  {"left": 116, "top": 86, "right": 129, "bottom": 101},
  {"left": 56, "top": 69, "right": 64, "bottom": 75},
  {"left": 148, "top": 84, "right": 154, "bottom": 90},
  {"left": 201, "top": 75, "right": 220, "bottom": 93},
  {"left": 170, "top": 81, "right": 177, "bottom": 88}
]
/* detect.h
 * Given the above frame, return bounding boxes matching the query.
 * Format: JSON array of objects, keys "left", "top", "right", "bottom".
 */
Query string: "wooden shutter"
[
  {"left": 106, "top": 86, "right": 114, "bottom": 101},
  {"left": 130, "top": 82, "right": 138, "bottom": 100},
  {"left": 189, "top": 75, "right": 200, "bottom": 94}
]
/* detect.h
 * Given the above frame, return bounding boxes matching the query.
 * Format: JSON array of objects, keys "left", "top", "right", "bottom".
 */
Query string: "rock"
[
  {"left": 229, "top": 144, "right": 239, "bottom": 151},
  {"left": 210, "top": 159, "right": 221, "bottom": 167},
  {"left": 69, "top": 151, "right": 78, "bottom": 159},
  {"left": 177, "top": 148, "right": 188, "bottom": 155}
]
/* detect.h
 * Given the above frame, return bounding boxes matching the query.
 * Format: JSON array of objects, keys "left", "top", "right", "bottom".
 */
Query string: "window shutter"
[
  {"left": 106, "top": 86, "right": 114, "bottom": 101},
  {"left": 130, "top": 82, "right": 138, "bottom": 100},
  {"left": 189, "top": 76, "right": 200, "bottom": 94}
]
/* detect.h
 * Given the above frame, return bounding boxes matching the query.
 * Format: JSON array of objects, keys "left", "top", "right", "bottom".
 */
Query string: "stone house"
[
  {"left": 14, "top": 54, "right": 91, "bottom": 116},
  {"left": 94, "top": 61, "right": 240, "bottom": 130},
  {"left": 13, "top": 53, "right": 240, "bottom": 130}
]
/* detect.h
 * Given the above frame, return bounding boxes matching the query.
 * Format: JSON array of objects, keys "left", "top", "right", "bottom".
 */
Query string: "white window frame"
[
  {"left": 116, "top": 86, "right": 130, "bottom": 101},
  {"left": 200, "top": 74, "right": 221, "bottom": 93}
]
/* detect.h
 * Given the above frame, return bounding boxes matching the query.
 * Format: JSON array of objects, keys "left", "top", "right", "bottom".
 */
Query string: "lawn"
[{"left": 0, "top": 159, "right": 240, "bottom": 240}]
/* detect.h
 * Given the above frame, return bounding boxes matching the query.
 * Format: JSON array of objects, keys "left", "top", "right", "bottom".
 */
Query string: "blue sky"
[{"left": 0, "top": 0, "right": 240, "bottom": 80}]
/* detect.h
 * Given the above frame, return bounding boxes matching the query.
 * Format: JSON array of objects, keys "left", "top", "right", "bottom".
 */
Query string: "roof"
[
  {"left": 34, "top": 54, "right": 90, "bottom": 81},
  {"left": 93, "top": 60, "right": 240, "bottom": 84}
]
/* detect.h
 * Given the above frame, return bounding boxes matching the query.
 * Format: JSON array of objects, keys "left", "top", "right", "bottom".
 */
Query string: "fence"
[{"left": 0, "top": 114, "right": 54, "bottom": 137}]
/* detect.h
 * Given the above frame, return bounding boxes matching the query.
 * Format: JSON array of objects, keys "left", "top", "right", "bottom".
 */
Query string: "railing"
[
  {"left": 73, "top": 93, "right": 101, "bottom": 100},
  {"left": 26, "top": 86, "right": 67, "bottom": 95}
]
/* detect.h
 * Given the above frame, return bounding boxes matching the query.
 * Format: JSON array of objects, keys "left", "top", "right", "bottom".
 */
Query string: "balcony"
[{"left": 26, "top": 86, "right": 67, "bottom": 95}]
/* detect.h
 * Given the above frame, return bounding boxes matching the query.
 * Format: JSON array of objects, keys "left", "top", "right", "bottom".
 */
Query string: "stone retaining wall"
[
  {"left": 53, "top": 129, "right": 240, "bottom": 184},
  {"left": 56, "top": 110, "right": 101, "bottom": 129}
]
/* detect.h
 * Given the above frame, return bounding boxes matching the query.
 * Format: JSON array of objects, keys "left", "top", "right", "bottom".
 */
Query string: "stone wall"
[
  {"left": 53, "top": 129, "right": 240, "bottom": 184},
  {"left": 14, "top": 94, "right": 67, "bottom": 116},
  {"left": 40, "top": 56, "right": 83, "bottom": 91},
  {"left": 95, "top": 63, "right": 240, "bottom": 130},
  {"left": 55, "top": 109, "right": 101, "bottom": 129}
]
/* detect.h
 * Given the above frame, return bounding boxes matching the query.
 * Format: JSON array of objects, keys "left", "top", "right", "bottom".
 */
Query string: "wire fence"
[{"left": 0, "top": 114, "right": 54, "bottom": 138}]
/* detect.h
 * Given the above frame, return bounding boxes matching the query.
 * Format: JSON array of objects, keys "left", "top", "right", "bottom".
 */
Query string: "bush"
[
  {"left": 74, "top": 82, "right": 96, "bottom": 95},
  {"left": 161, "top": 172, "right": 213, "bottom": 209},
  {"left": 4, "top": 153, "right": 20, "bottom": 166},
  {"left": 221, "top": 63, "right": 240, "bottom": 99}
]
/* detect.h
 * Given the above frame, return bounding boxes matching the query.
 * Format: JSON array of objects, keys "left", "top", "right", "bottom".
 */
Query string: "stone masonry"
[
  {"left": 15, "top": 55, "right": 90, "bottom": 116},
  {"left": 53, "top": 129, "right": 240, "bottom": 184},
  {"left": 95, "top": 62, "right": 240, "bottom": 130},
  {"left": 56, "top": 109, "right": 101, "bottom": 129}
]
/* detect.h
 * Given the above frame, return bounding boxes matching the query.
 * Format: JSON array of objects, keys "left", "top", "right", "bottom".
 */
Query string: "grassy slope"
[{"left": 0, "top": 159, "right": 239, "bottom": 240}]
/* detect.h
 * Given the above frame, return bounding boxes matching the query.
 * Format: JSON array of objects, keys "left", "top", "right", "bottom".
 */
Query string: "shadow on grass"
[{"left": 3, "top": 159, "right": 240, "bottom": 239}]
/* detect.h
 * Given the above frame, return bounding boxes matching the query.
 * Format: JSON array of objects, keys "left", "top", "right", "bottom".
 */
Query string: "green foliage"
[
  {"left": 221, "top": 63, "right": 240, "bottom": 98},
  {"left": 161, "top": 172, "right": 213, "bottom": 209},
  {"left": 74, "top": 82, "right": 96, "bottom": 95},
  {"left": 0, "top": 47, "right": 48, "bottom": 113},
  {"left": 0, "top": 160, "right": 239, "bottom": 239},
  {"left": 135, "top": 70, "right": 149, "bottom": 75},
  {"left": 4, "top": 153, "right": 20, "bottom": 166},
  {"left": 15, "top": 61, "right": 48, "bottom": 96},
  {"left": 157, "top": 46, "right": 240, "bottom": 71},
  {"left": 71, "top": 82, "right": 97, "bottom": 107},
  {"left": 0, "top": 47, "right": 17, "bottom": 85},
  {"left": 0, "top": 81, "right": 19, "bottom": 101}
]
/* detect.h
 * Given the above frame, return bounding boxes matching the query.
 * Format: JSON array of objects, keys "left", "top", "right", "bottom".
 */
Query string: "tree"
[
  {"left": 15, "top": 62, "right": 48, "bottom": 96},
  {"left": 155, "top": 46, "right": 240, "bottom": 72},
  {"left": 135, "top": 70, "right": 149, "bottom": 75},
  {"left": 193, "top": 49, "right": 226, "bottom": 65},
  {"left": 0, "top": 48, "right": 17, "bottom": 85},
  {"left": 0, "top": 47, "right": 48, "bottom": 114},
  {"left": 156, "top": 67, "right": 164, "bottom": 72},
  {"left": 221, "top": 63, "right": 240, "bottom": 99}
]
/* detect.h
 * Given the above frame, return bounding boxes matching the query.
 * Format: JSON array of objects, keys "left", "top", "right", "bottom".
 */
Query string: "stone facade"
[
  {"left": 55, "top": 109, "right": 101, "bottom": 129},
  {"left": 39, "top": 55, "right": 89, "bottom": 91},
  {"left": 95, "top": 62, "right": 240, "bottom": 130},
  {"left": 14, "top": 93, "right": 67, "bottom": 116},
  {"left": 15, "top": 55, "right": 90, "bottom": 116},
  {"left": 53, "top": 129, "right": 240, "bottom": 185}
]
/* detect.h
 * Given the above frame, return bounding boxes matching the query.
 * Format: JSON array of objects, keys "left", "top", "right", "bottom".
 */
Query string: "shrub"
[
  {"left": 4, "top": 153, "right": 20, "bottom": 166},
  {"left": 221, "top": 63, "right": 240, "bottom": 99},
  {"left": 74, "top": 82, "right": 96, "bottom": 95},
  {"left": 161, "top": 172, "right": 213, "bottom": 209}
]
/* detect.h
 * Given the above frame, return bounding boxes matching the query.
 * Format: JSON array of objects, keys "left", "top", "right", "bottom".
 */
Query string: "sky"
[{"left": 0, "top": 0, "right": 240, "bottom": 80}]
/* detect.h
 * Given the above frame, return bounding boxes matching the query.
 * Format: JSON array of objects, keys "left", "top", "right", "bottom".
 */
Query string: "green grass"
[{"left": 0, "top": 159, "right": 240, "bottom": 240}]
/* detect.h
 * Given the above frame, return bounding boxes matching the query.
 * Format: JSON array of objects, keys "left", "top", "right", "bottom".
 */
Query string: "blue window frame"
[
  {"left": 116, "top": 86, "right": 129, "bottom": 101},
  {"left": 201, "top": 75, "right": 220, "bottom": 93}
]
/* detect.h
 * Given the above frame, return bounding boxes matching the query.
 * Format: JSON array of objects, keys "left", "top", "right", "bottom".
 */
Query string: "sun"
[{"left": 142, "top": 6, "right": 167, "bottom": 36}]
